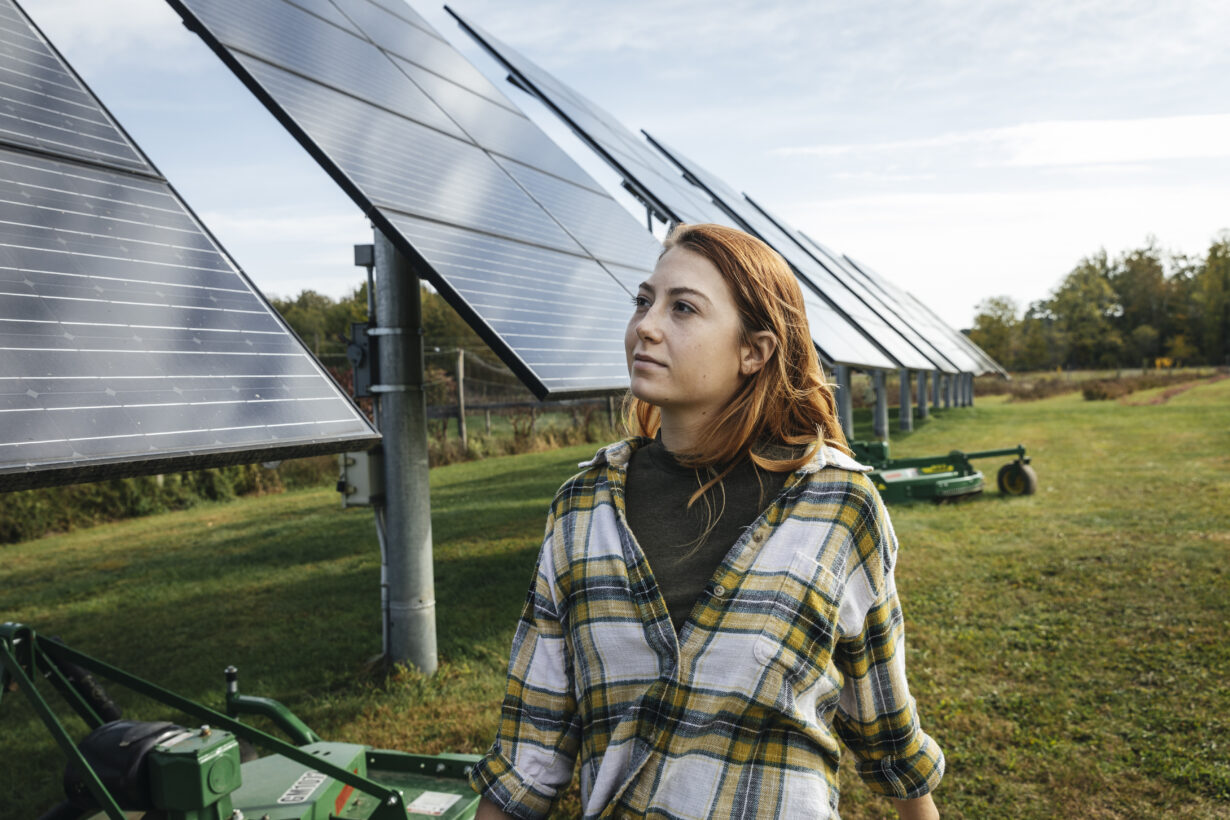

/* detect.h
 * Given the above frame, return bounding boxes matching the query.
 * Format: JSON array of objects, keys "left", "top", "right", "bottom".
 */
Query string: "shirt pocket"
[{"left": 752, "top": 550, "right": 844, "bottom": 685}]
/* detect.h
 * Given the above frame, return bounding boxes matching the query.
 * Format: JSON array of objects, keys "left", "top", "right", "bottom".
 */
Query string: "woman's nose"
[{"left": 635, "top": 307, "right": 663, "bottom": 341}]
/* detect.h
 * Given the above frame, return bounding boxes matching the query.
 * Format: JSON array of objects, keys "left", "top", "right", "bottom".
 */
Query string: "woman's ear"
[{"left": 740, "top": 331, "right": 778, "bottom": 376}]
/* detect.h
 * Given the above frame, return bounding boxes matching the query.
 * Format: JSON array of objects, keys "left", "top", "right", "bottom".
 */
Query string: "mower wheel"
[{"left": 997, "top": 462, "right": 1038, "bottom": 496}]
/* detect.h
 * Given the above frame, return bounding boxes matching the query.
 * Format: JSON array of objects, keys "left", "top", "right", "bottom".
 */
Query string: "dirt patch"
[{"left": 1119, "top": 372, "right": 1230, "bottom": 406}]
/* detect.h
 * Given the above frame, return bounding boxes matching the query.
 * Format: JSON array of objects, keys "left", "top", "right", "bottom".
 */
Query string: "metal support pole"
[
  {"left": 898, "top": 369, "right": 913, "bottom": 432},
  {"left": 967, "top": 373, "right": 976, "bottom": 406},
  {"left": 944, "top": 374, "right": 954, "bottom": 408},
  {"left": 456, "top": 348, "right": 467, "bottom": 448},
  {"left": 917, "top": 371, "right": 929, "bottom": 419},
  {"left": 373, "top": 230, "right": 437, "bottom": 674},
  {"left": 873, "top": 370, "right": 889, "bottom": 440},
  {"left": 834, "top": 365, "right": 853, "bottom": 440},
  {"left": 608, "top": 395, "right": 617, "bottom": 430},
  {"left": 931, "top": 370, "right": 941, "bottom": 409}
]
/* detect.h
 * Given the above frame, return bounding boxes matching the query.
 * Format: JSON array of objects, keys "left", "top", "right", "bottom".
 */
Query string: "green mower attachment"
[
  {"left": 0, "top": 623, "right": 481, "bottom": 820},
  {"left": 850, "top": 441, "right": 1037, "bottom": 504}
]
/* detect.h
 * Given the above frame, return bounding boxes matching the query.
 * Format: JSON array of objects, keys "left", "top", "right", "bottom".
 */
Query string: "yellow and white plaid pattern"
[{"left": 470, "top": 438, "right": 944, "bottom": 819}]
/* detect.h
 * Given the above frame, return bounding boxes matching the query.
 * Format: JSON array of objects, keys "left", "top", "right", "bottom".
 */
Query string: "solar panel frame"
[
  {"left": 170, "top": 0, "right": 661, "bottom": 399},
  {"left": 0, "top": 0, "right": 379, "bottom": 491}
]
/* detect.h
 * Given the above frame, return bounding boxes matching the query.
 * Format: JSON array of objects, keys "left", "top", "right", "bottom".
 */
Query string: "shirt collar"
[{"left": 580, "top": 437, "right": 870, "bottom": 474}]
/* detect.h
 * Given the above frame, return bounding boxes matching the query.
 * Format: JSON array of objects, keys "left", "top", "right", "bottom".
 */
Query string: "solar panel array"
[
  {"left": 0, "top": 0, "right": 379, "bottom": 491},
  {"left": 745, "top": 196, "right": 975, "bottom": 374},
  {"left": 169, "top": 0, "right": 663, "bottom": 398},
  {"left": 645, "top": 134, "right": 946, "bottom": 374},
  {"left": 450, "top": 7, "right": 1004, "bottom": 377},
  {"left": 450, "top": 10, "right": 907, "bottom": 371},
  {"left": 837, "top": 250, "right": 1006, "bottom": 376}
]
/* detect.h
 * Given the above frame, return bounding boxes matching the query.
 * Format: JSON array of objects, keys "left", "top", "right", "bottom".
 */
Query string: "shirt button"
[
  {"left": 752, "top": 531, "right": 765, "bottom": 544},
  {"left": 713, "top": 584, "right": 727, "bottom": 597}
]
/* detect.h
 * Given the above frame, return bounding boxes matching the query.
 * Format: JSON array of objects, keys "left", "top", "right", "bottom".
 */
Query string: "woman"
[{"left": 471, "top": 224, "right": 943, "bottom": 819}]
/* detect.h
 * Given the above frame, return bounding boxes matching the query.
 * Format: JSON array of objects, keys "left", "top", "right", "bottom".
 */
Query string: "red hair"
[{"left": 625, "top": 223, "right": 849, "bottom": 497}]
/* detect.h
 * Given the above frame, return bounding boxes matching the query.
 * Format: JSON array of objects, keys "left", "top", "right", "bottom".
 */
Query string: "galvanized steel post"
[
  {"left": 373, "top": 230, "right": 437, "bottom": 674},
  {"left": 917, "top": 371, "right": 929, "bottom": 419},
  {"left": 898, "top": 369, "right": 913, "bottom": 431},
  {"left": 873, "top": 370, "right": 888, "bottom": 440},
  {"left": 834, "top": 365, "right": 853, "bottom": 440}
]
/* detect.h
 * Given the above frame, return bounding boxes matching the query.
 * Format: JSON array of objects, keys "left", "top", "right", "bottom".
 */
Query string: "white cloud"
[
  {"left": 789, "top": 184, "right": 1230, "bottom": 327},
  {"left": 33, "top": 0, "right": 203, "bottom": 67},
  {"left": 778, "top": 114, "right": 1230, "bottom": 168}
]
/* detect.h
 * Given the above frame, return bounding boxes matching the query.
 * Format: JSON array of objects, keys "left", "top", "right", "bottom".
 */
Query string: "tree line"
[
  {"left": 967, "top": 233, "right": 1230, "bottom": 371},
  {"left": 268, "top": 284, "right": 525, "bottom": 404}
]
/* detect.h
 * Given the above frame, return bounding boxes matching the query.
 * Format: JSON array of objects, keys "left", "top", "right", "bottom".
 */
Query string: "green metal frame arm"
[
  {"left": 226, "top": 692, "right": 322, "bottom": 745},
  {"left": 962, "top": 445, "right": 1027, "bottom": 461},
  {"left": 40, "top": 640, "right": 408, "bottom": 816},
  {"left": 0, "top": 641, "right": 126, "bottom": 820}
]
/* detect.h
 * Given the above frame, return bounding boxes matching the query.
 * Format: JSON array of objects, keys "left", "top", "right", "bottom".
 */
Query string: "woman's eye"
[
  {"left": 673, "top": 300, "right": 695, "bottom": 314},
  {"left": 632, "top": 295, "right": 650, "bottom": 309}
]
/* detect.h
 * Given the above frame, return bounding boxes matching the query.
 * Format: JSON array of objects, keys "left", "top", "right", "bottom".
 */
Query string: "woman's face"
[{"left": 625, "top": 246, "right": 751, "bottom": 423}]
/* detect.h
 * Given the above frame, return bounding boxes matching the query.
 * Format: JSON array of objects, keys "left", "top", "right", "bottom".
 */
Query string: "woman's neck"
[{"left": 656, "top": 409, "right": 709, "bottom": 455}]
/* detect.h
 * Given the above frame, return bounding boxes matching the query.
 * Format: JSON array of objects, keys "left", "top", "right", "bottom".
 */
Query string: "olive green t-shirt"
[{"left": 624, "top": 438, "right": 795, "bottom": 635}]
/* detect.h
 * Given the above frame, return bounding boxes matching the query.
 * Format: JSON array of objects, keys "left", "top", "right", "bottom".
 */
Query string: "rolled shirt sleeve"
[
  {"left": 832, "top": 491, "right": 945, "bottom": 799},
  {"left": 469, "top": 523, "right": 580, "bottom": 819}
]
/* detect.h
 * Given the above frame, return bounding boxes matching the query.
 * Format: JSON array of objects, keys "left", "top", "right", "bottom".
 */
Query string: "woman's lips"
[{"left": 633, "top": 354, "right": 666, "bottom": 369}]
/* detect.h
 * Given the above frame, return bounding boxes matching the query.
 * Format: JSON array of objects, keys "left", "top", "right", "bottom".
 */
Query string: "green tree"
[
  {"left": 1110, "top": 240, "right": 1168, "bottom": 338},
  {"left": 1128, "top": 324, "right": 1160, "bottom": 365},
  {"left": 968, "top": 296, "right": 1019, "bottom": 367},
  {"left": 1048, "top": 251, "right": 1119, "bottom": 368},
  {"left": 1200, "top": 234, "right": 1230, "bottom": 365}
]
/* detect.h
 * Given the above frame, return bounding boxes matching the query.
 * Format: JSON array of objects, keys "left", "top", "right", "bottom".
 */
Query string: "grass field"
[{"left": 2, "top": 379, "right": 1228, "bottom": 818}]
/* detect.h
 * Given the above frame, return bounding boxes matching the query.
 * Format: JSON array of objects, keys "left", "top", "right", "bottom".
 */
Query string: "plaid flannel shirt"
[{"left": 470, "top": 437, "right": 944, "bottom": 819}]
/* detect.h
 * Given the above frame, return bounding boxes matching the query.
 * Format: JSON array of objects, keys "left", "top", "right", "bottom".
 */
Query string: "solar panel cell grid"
[
  {"left": 237, "top": 55, "right": 589, "bottom": 256},
  {"left": 0, "top": 0, "right": 377, "bottom": 489},
  {"left": 330, "top": 0, "right": 510, "bottom": 107},
  {"left": 0, "top": 4, "right": 149, "bottom": 173}
]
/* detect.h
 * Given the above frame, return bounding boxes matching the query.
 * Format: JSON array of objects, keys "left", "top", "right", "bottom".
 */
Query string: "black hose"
[{"left": 44, "top": 638, "right": 123, "bottom": 723}]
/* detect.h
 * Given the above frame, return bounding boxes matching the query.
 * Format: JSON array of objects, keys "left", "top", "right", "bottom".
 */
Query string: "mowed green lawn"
[{"left": 2, "top": 378, "right": 1228, "bottom": 819}]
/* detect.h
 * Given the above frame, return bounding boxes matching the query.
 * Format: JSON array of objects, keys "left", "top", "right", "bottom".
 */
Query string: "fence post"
[{"left": 456, "top": 348, "right": 467, "bottom": 449}]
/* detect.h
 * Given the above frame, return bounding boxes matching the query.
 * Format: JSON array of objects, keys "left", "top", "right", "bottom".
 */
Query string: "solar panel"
[
  {"left": 448, "top": 9, "right": 901, "bottom": 372},
  {"left": 170, "top": 0, "right": 663, "bottom": 398},
  {"left": 0, "top": 0, "right": 379, "bottom": 491},
  {"left": 643, "top": 134, "right": 941, "bottom": 373}
]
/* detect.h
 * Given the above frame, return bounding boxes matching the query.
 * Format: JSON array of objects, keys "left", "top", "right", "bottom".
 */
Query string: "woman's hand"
[
  {"left": 890, "top": 793, "right": 940, "bottom": 820},
  {"left": 474, "top": 796, "right": 515, "bottom": 820}
]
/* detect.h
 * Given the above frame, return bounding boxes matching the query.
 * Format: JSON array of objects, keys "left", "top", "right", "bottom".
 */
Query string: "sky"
[{"left": 30, "top": 0, "right": 1230, "bottom": 329}]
